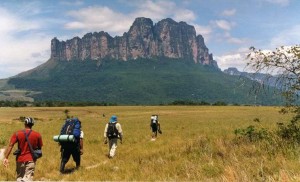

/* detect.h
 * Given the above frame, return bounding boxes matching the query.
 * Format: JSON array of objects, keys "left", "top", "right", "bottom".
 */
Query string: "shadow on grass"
[{"left": 60, "top": 167, "right": 78, "bottom": 174}]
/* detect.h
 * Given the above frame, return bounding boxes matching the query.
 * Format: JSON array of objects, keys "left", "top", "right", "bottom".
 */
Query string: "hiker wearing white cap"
[
  {"left": 150, "top": 115, "right": 161, "bottom": 140},
  {"left": 2, "top": 117, "right": 43, "bottom": 181}
]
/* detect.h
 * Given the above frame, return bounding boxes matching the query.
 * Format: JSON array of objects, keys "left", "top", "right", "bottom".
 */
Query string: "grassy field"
[{"left": 0, "top": 106, "right": 298, "bottom": 181}]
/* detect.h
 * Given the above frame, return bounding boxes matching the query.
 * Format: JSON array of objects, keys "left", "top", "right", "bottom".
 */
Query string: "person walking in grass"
[
  {"left": 2, "top": 117, "right": 43, "bottom": 181},
  {"left": 150, "top": 115, "right": 161, "bottom": 141},
  {"left": 104, "top": 115, "right": 123, "bottom": 158},
  {"left": 59, "top": 117, "right": 84, "bottom": 173}
]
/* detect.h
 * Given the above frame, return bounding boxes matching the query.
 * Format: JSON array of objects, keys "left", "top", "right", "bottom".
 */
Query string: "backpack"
[
  {"left": 151, "top": 119, "right": 157, "bottom": 126},
  {"left": 60, "top": 118, "right": 81, "bottom": 138},
  {"left": 151, "top": 115, "right": 158, "bottom": 127},
  {"left": 107, "top": 122, "right": 119, "bottom": 139}
]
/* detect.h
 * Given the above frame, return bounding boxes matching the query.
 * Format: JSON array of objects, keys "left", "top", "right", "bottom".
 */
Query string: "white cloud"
[
  {"left": 0, "top": 8, "right": 39, "bottom": 34},
  {"left": 65, "top": 6, "right": 133, "bottom": 35},
  {"left": 214, "top": 20, "right": 235, "bottom": 31},
  {"left": 269, "top": 25, "right": 300, "bottom": 48},
  {"left": 221, "top": 9, "right": 236, "bottom": 16},
  {"left": 0, "top": 7, "right": 51, "bottom": 79},
  {"left": 17, "top": 1, "right": 43, "bottom": 16},
  {"left": 65, "top": 2, "right": 177, "bottom": 36},
  {"left": 215, "top": 53, "right": 246, "bottom": 71},
  {"left": 0, "top": 34, "right": 50, "bottom": 78},
  {"left": 64, "top": 0, "right": 198, "bottom": 36},
  {"left": 224, "top": 32, "right": 247, "bottom": 44},
  {"left": 213, "top": 31, "right": 247, "bottom": 45},
  {"left": 193, "top": 24, "right": 212, "bottom": 41},
  {"left": 215, "top": 48, "right": 250, "bottom": 71},
  {"left": 173, "top": 9, "right": 196, "bottom": 22},
  {"left": 133, "top": 0, "right": 176, "bottom": 21},
  {"left": 131, "top": 0, "right": 196, "bottom": 23}
]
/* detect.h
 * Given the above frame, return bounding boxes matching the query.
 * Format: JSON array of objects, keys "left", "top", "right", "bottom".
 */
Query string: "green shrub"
[
  {"left": 276, "top": 114, "right": 300, "bottom": 144},
  {"left": 235, "top": 113, "right": 300, "bottom": 149},
  {"left": 234, "top": 125, "right": 270, "bottom": 142}
]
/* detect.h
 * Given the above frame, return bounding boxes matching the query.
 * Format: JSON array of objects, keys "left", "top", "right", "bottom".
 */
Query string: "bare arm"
[
  {"left": 103, "top": 124, "right": 108, "bottom": 138},
  {"left": 117, "top": 123, "right": 123, "bottom": 143},
  {"left": 3, "top": 143, "right": 14, "bottom": 168},
  {"left": 103, "top": 124, "right": 108, "bottom": 144}
]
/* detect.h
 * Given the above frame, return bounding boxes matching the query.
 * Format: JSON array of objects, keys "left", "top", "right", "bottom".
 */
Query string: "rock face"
[{"left": 51, "top": 17, "right": 218, "bottom": 68}]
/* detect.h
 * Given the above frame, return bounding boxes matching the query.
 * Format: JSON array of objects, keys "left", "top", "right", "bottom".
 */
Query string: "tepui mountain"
[
  {"left": 0, "top": 17, "right": 282, "bottom": 105},
  {"left": 50, "top": 17, "right": 218, "bottom": 68}
]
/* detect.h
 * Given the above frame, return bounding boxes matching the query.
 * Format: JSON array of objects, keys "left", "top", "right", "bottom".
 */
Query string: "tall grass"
[{"left": 0, "top": 106, "right": 299, "bottom": 181}]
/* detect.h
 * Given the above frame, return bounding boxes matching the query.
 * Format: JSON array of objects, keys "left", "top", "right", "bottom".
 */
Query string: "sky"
[{"left": 0, "top": 0, "right": 299, "bottom": 79}]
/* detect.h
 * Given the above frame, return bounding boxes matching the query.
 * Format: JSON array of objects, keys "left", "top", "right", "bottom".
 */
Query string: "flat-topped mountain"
[{"left": 51, "top": 17, "right": 218, "bottom": 68}]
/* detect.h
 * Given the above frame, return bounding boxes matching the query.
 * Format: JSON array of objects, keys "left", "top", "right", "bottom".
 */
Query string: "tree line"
[
  {"left": 0, "top": 100, "right": 238, "bottom": 107},
  {"left": 0, "top": 101, "right": 116, "bottom": 107}
]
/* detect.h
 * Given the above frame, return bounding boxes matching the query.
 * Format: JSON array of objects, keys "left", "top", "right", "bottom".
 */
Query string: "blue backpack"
[{"left": 60, "top": 118, "right": 81, "bottom": 138}]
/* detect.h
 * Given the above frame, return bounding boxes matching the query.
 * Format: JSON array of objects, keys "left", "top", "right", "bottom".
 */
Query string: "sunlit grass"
[{"left": 0, "top": 106, "right": 298, "bottom": 181}]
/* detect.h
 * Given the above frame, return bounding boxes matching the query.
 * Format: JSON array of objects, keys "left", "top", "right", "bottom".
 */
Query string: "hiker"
[
  {"left": 104, "top": 115, "right": 123, "bottom": 158},
  {"left": 150, "top": 115, "right": 161, "bottom": 140},
  {"left": 59, "top": 117, "right": 83, "bottom": 173},
  {"left": 2, "top": 117, "right": 43, "bottom": 181}
]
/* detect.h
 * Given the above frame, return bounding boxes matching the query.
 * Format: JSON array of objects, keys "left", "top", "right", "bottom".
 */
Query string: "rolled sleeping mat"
[{"left": 53, "top": 135, "right": 75, "bottom": 142}]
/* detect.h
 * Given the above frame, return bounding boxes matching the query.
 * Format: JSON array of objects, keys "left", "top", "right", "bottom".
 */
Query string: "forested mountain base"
[{"left": 8, "top": 58, "right": 282, "bottom": 105}]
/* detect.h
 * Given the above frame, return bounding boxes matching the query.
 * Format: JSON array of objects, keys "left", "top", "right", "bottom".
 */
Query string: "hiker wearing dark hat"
[
  {"left": 104, "top": 115, "right": 123, "bottom": 158},
  {"left": 3, "top": 117, "right": 43, "bottom": 181}
]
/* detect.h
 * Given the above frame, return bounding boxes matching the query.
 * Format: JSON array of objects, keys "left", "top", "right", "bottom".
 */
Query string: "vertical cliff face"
[
  {"left": 154, "top": 18, "right": 197, "bottom": 61},
  {"left": 127, "top": 18, "right": 155, "bottom": 59},
  {"left": 51, "top": 17, "right": 218, "bottom": 68}
]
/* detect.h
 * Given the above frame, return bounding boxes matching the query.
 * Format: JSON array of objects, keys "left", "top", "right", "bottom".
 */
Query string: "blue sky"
[{"left": 0, "top": 0, "right": 299, "bottom": 78}]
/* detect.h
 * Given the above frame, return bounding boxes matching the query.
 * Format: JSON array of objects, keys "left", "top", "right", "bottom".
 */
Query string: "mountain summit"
[{"left": 51, "top": 17, "right": 218, "bottom": 68}]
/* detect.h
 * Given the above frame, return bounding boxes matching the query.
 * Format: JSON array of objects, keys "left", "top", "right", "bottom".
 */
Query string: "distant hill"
[{"left": 223, "top": 67, "right": 278, "bottom": 87}]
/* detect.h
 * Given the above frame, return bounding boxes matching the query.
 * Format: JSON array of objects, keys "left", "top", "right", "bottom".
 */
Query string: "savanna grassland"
[{"left": 0, "top": 106, "right": 299, "bottom": 181}]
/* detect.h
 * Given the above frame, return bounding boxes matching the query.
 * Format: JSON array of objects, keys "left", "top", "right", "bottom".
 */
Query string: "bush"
[
  {"left": 276, "top": 114, "right": 300, "bottom": 144},
  {"left": 235, "top": 114, "right": 300, "bottom": 146},
  {"left": 234, "top": 125, "right": 270, "bottom": 142}
]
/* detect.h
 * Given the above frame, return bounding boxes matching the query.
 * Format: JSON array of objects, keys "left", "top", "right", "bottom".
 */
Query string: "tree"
[
  {"left": 246, "top": 45, "right": 300, "bottom": 109},
  {"left": 234, "top": 45, "right": 300, "bottom": 145}
]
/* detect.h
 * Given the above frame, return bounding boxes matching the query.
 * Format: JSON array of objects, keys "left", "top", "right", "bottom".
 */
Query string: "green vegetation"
[
  {"left": 0, "top": 79, "right": 14, "bottom": 90},
  {"left": 0, "top": 100, "right": 231, "bottom": 107},
  {"left": 7, "top": 58, "right": 283, "bottom": 105},
  {"left": 0, "top": 106, "right": 298, "bottom": 181},
  {"left": 247, "top": 46, "right": 300, "bottom": 107},
  {"left": 242, "top": 45, "right": 300, "bottom": 145}
]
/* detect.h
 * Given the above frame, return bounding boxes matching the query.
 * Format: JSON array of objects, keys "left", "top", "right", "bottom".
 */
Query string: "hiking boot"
[
  {"left": 60, "top": 161, "right": 66, "bottom": 173},
  {"left": 75, "top": 165, "right": 81, "bottom": 170}
]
